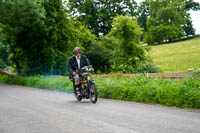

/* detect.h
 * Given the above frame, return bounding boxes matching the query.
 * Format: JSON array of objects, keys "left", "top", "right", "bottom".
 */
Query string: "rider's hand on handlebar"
[
  {"left": 91, "top": 68, "right": 94, "bottom": 72},
  {"left": 73, "top": 72, "right": 76, "bottom": 76}
]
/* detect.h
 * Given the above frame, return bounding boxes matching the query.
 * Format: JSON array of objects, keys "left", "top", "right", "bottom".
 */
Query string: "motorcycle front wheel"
[{"left": 89, "top": 84, "right": 98, "bottom": 103}]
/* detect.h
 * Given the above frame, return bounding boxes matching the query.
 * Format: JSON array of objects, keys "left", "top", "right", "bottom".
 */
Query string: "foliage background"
[{"left": 0, "top": 0, "right": 199, "bottom": 75}]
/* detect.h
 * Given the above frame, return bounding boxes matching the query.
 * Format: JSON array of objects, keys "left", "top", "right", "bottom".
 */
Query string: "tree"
[
  {"left": 0, "top": 0, "right": 80, "bottom": 75},
  {"left": 137, "top": 0, "right": 149, "bottom": 33},
  {"left": 104, "top": 15, "right": 145, "bottom": 72},
  {"left": 68, "top": 0, "right": 138, "bottom": 36},
  {"left": 72, "top": 21, "right": 96, "bottom": 50},
  {"left": 185, "top": 0, "right": 200, "bottom": 11},
  {"left": 0, "top": 0, "right": 96, "bottom": 75},
  {"left": 6, "top": 0, "right": 53, "bottom": 75},
  {"left": 137, "top": 0, "right": 200, "bottom": 40},
  {"left": 137, "top": 0, "right": 149, "bottom": 41},
  {"left": 0, "top": 23, "right": 9, "bottom": 68},
  {"left": 184, "top": 0, "right": 200, "bottom": 36},
  {"left": 0, "top": 1, "right": 12, "bottom": 67},
  {"left": 42, "top": 0, "right": 78, "bottom": 75},
  {"left": 144, "top": 0, "right": 187, "bottom": 44},
  {"left": 183, "top": 18, "right": 195, "bottom": 36}
]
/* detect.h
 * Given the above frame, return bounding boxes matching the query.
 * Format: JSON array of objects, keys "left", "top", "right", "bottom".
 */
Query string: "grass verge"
[
  {"left": 96, "top": 76, "right": 200, "bottom": 109},
  {"left": 0, "top": 75, "right": 200, "bottom": 109},
  {"left": 0, "top": 75, "right": 73, "bottom": 93}
]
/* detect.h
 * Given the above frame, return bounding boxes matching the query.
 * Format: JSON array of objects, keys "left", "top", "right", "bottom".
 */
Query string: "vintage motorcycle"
[{"left": 73, "top": 66, "right": 98, "bottom": 103}]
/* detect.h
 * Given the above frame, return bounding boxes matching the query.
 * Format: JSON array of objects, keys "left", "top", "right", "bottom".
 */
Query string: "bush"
[
  {"left": 134, "top": 58, "right": 162, "bottom": 73},
  {"left": 95, "top": 76, "right": 200, "bottom": 108},
  {"left": 110, "top": 57, "right": 161, "bottom": 74},
  {"left": 0, "top": 59, "right": 6, "bottom": 69},
  {"left": 85, "top": 43, "right": 112, "bottom": 73}
]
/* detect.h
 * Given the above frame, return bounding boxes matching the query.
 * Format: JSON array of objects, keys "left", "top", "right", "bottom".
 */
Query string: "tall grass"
[
  {"left": 0, "top": 75, "right": 73, "bottom": 92},
  {"left": 0, "top": 75, "right": 200, "bottom": 109},
  {"left": 96, "top": 76, "right": 200, "bottom": 108}
]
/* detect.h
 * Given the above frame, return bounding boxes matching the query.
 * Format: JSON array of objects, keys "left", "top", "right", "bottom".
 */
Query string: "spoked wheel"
[{"left": 89, "top": 84, "right": 98, "bottom": 103}]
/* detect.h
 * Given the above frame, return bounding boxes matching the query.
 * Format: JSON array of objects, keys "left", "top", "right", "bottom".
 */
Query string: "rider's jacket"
[{"left": 68, "top": 55, "right": 90, "bottom": 79}]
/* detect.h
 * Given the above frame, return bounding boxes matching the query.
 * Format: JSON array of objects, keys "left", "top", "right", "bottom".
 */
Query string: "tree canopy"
[
  {"left": 68, "top": 0, "right": 138, "bottom": 36},
  {"left": 0, "top": 0, "right": 95, "bottom": 75},
  {"left": 137, "top": 0, "right": 200, "bottom": 43},
  {"left": 144, "top": 0, "right": 187, "bottom": 44},
  {"left": 102, "top": 15, "right": 145, "bottom": 73}
]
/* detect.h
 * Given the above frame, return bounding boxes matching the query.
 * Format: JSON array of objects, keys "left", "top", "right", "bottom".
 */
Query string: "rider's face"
[{"left": 76, "top": 52, "right": 81, "bottom": 57}]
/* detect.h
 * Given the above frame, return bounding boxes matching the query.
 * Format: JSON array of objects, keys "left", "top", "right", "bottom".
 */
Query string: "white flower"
[{"left": 187, "top": 68, "right": 194, "bottom": 71}]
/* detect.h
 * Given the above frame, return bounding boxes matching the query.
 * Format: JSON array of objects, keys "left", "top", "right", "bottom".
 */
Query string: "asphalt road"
[{"left": 0, "top": 83, "right": 200, "bottom": 133}]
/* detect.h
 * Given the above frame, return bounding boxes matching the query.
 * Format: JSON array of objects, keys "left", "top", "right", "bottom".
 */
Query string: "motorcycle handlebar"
[{"left": 76, "top": 66, "right": 93, "bottom": 73}]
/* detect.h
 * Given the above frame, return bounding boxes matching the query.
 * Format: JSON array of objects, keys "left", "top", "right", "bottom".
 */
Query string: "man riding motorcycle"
[{"left": 68, "top": 47, "right": 94, "bottom": 96}]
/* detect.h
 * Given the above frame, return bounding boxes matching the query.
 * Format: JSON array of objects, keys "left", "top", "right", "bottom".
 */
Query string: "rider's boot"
[{"left": 75, "top": 85, "right": 81, "bottom": 96}]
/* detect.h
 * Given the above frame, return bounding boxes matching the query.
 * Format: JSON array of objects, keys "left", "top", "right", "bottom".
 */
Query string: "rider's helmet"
[{"left": 73, "top": 47, "right": 82, "bottom": 54}]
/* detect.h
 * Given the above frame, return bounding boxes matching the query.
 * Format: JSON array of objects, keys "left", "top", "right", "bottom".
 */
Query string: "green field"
[{"left": 149, "top": 37, "right": 200, "bottom": 73}]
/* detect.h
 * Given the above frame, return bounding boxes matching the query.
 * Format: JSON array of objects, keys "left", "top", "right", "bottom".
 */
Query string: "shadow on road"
[{"left": 66, "top": 99, "right": 96, "bottom": 105}]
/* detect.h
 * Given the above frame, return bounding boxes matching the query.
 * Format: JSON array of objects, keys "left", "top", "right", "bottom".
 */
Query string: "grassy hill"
[{"left": 149, "top": 36, "right": 200, "bottom": 73}]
